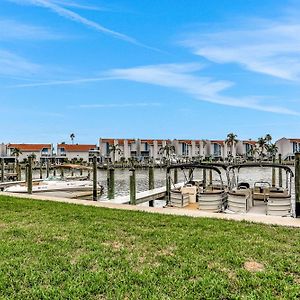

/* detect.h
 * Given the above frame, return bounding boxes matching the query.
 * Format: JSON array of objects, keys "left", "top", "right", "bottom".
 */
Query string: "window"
[{"left": 293, "top": 142, "right": 298, "bottom": 153}]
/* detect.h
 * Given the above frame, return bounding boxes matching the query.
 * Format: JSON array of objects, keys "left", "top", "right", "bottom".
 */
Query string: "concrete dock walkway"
[{"left": 1, "top": 192, "right": 300, "bottom": 228}]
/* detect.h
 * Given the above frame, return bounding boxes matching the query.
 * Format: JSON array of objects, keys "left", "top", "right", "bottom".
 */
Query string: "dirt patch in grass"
[{"left": 244, "top": 261, "right": 265, "bottom": 272}]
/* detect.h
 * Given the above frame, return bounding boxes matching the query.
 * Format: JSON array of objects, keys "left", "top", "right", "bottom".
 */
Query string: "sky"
[{"left": 1, "top": 0, "right": 300, "bottom": 144}]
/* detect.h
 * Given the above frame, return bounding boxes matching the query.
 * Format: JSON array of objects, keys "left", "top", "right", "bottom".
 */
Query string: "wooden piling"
[
  {"left": 1, "top": 158, "right": 4, "bottom": 183},
  {"left": 129, "top": 168, "right": 136, "bottom": 205},
  {"left": 166, "top": 168, "right": 171, "bottom": 206},
  {"left": 209, "top": 169, "right": 213, "bottom": 185},
  {"left": 39, "top": 163, "right": 43, "bottom": 179},
  {"left": 272, "top": 157, "right": 276, "bottom": 187},
  {"left": 93, "top": 156, "right": 98, "bottom": 201},
  {"left": 173, "top": 168, "right": 178, "bottom": 184},
  {"left": 53, "top": 167, "right": 56, "bottom": 177},
  {"left": 295, "top": 152, "right": 300, "bottom": 217},
  {"left": 25, "top": 165, "right": 28, "bottom": 183},
  {"left": 278, "top": 154, "right": 282, "bottom": 187},
  {"left": 46, "top": 159, "right": 50, "bottom": 178},
  {"left": 203, "top": 169, "right": 207, "bottom": 189},
  {"left": 60, "top": 167, "right": 64, "bottom": 178},
  {"left": 27, "top": 157, "right": 33, "bottom": 194},
  {"left": 17, "top": 163, "right": 21, "bottom": 181},
  {"left": 107, "top": 167, "right": 115, "bottom": 199},
  {"left": 149, "top": 166, "right": 154, "bottom": 207}
]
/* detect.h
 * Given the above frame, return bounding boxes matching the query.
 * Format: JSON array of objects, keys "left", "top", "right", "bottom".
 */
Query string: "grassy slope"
[{"left": 0, "top": 196, "right": 299, "bottom": 300}]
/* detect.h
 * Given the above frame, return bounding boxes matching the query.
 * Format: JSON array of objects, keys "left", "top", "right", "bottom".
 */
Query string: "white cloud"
[
  {"left": 0, "top": 19, "right": 61, "bottom": 40},
  {"left": 0, "top": 50, "right": 41, "bottom": 76},
  {"left": 50, "top": 0, "right": 104, "bottom": 11},
  {"left": 180, "top": 18, "right": 300, "bottom": 81},
  {"left": 108, "top": 63, "right": 299, "bottom": 115},
  {"left": 7, "top": 0, "right": 157, "bottom": 49},
  {"left": 7, "top": 63, "right": 298, "bottom": 115}
]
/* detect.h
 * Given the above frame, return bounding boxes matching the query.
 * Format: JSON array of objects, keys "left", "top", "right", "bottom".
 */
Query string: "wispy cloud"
[
  {"left": 0, "top": 19, "right": 61, "bottom": 40},
  {"left": 0, "top": 50, "right": 41, "bottom": 76},
  {"left": 108, "top": 63, "right": 299, "bottom": 115},
  {"left": 8, "top": 76, "right": 113, "bottom": 87},
  {"left": 50, "top": 0, "right": 105, "bottom": 11},
  {"left": 180, "top": 17, "right": 300, "bottom": 81},
  {"left": 71, "top": 103, "right": 162, "bottom": 109},
  {"left": 7, "top": 0, "right": 158, "bottom": 50},
  {"left": 7, "top": 63, "right": 298, "bottom": 115}
]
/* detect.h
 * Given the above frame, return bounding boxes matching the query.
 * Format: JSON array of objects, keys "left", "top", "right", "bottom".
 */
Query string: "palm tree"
[
  {"left": 158, "top": 143, "right": 176, "bottom": 165},
  {"left": 265, "top": 143, "right": 278, "bottom": 160},
  {"left": 70, "top": 133, "right": 75, "bottom": 144},
  {"left": 225, "top": 133, "right": 238, "bottom": 157},
  {"left": 11, "top": 148, "right": 22, "bottom": 173},
  {"left": 257, "top": 137, "right": 267, "bottom": 160},
  {"left": 265, "top": 134, "right": 272, "bottom": 145},
  {"left": 108, "top": 144, "right": 123, "bottom": 165}
]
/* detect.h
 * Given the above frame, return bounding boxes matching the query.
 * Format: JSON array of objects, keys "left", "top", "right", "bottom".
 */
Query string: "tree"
[
  {"left": 70, "top": 133, "right": 75, "bottom": 144},
  {"left": 265, "top": 134, "right": 272, "bottom": 145},
  {"left": 225, "top": 133, "right": 238, "bottom": 157},
  {"left": 11, "top": 148, "right": 22, "bottom": 169},
  {"left": 257, "top": 137, "right": 267, "bottom": 160},
  {"left": 158, "top": 143, "right": 176, "bottom": 165},
  {"left": 265, "top": 143, "right": 278, "bottom": 160},
  {"left": 108, "top": 144, "right": 123, "bottom": 165},
  {"left": 29, "top": 153, "right": 37, "bottom": 162}
]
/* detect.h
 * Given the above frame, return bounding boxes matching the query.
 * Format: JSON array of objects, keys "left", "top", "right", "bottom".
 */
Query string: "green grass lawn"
[{"left": 0, "top": 196, "right": 299, "bottom": 300}]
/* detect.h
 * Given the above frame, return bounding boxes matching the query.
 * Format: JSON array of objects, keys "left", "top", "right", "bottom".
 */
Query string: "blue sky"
[{"left": 1, "top": 0, "right": 300, "bottom": 144}]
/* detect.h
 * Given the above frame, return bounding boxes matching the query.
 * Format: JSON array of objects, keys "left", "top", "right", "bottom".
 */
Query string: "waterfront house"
[
  {"left": 208, "top": 140, "right": 225, "bottom": 160},
  {"left": 56, "top": 144, "right": 97, "bottom": 163},
  {"left": 236, "top": 140, "right": 257, "bottom": 159},
  {"left": 0, "top": 143, "right": 7, "bottom": 157},
  {"left": 7, "top": 143, "right": 53, "bottom": 162},
  {"left": 276, "top": 138, "right": 300, "bottom": 160}
]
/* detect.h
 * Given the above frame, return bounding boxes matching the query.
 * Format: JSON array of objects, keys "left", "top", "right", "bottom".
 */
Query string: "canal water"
[{"left": 31, "top": 166, "right": 295, "bottom": 203}]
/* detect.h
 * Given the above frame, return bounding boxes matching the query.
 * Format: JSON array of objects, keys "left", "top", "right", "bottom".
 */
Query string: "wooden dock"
[{"left": 110, "top": 183, "right": 184, "bottom": 205}]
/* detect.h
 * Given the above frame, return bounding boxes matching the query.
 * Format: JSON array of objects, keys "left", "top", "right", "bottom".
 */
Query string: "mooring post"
[
  {"left": 17, "top": 163, "right": 21, "bottom": 181},
  {"left": 93, "top": 156, "right": 98, "bottom": 201},
  {"left": 295, "top": 152, "right": 300, "bottom": 217},
  {"left": 203, "top": 169, "right": 207, "bottom": 189},
  {"left": 60, "top": 167, "right": 64, "bottom": 178},
  {"left": 272, "top": 156, "right": 276, "bottom": 187},
  {"left": 149, "top": 166, "right": 154, "bottom": 207},
  {"left": 209, "top": 169, "right": 213, "bottom": 185},
  {"left": 46, "top": 159, "right": 50, "bottom": 178},
  {"left": 107, "top": 167, "right": 115, "bottom": 199},
  {"left": 27, "top": 157, "right": 33, "bottom": 194},
  {"left": 1, "top": 158, "right": 4, "bottom": 182},
  {"left": 80, "top": 168, "right": 83, "bottom": 176},
  {"left": 173, "top": 168, "right": 178, "bottom": 184},
  {"left": 166, "top": 168, "right": 171, "bottom": 206},
  {"left": 129, "top": 168, "right": 136, "bottom": 205},
  {"left": 278, "top": 153, "right": 283, "bottom": 187},
  {"left": 189, "top": 168, "right": 193, "bottom": 181},
  {"left": 53, "top": 167, "right": 56, "bottom": 177},
  {"left": 39, "top": 163, "right": 43, "bottom": 179}
]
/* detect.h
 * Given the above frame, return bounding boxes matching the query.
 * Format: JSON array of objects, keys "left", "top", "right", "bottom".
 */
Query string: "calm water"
[{"left": 31, "top": 166, "right": 295, "bottom": 201}]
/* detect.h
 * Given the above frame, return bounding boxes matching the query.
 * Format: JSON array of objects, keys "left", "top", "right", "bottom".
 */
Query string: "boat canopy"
[
  {"left": 166, "top": 163, "right": 226, "bottom": 174},
  {"left": 227, "top": 162, "right": 294, "bottom": 176}
]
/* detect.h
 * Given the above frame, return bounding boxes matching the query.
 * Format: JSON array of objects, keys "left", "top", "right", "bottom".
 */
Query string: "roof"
[
  {"left": 178, "top": 140, "right": 192, "bottom": 145},
  {"left": 210, "top": 140, "right": 224, "bottom": 145},
  {"left": 57, "top": 144, "right": 96, "bottom": 152},
  {"left": 243, "top": 140, "right": 257, "bottom": 145},
  {"left": 7, "top": 144, "right": 52, "bottom": 151},
  {"left": 288, "top": 139, "right": 300, "bottom": 143}
]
